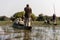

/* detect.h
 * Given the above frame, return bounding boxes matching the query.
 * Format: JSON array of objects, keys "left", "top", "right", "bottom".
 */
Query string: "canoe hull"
[{"left": 12, "top": 23, "right": 32, "bottom": 30}]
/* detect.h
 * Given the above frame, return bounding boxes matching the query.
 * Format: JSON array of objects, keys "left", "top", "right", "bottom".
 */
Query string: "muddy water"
[{"left": 0, "top": 25, "right": 60, "bottom": 40}]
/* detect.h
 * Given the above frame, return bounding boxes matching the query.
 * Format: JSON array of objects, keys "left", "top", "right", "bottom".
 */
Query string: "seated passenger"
[
  {"left": 14, "top": 18, "right": 19, "bottom": 24},
  {"left": 18, "top": 18, "right": 24, "bottom": 25}
]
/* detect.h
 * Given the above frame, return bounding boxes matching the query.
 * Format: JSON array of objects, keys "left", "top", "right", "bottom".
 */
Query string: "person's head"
[
  {"left": 26, "top": 4, "right": 29, "bottom": 7},
  {"left": 53, "top": 13, "right": 55, "bottom": 15}
]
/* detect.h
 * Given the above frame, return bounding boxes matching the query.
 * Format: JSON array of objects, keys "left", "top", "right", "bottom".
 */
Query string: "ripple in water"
[{"left": 0, "top": 26, "right": 60, "bottom": 40}]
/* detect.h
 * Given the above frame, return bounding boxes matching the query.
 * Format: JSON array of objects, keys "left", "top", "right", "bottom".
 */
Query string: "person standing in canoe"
[
  {"left": 24, "top": 4, "right": 32, "bottom": 27},
  {"left": 52, "top": 14, "right": 56, "bottom": 24}
]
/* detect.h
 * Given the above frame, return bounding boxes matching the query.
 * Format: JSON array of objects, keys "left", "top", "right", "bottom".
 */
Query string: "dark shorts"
[{"left": 25, "top": 13, "right": 31, "bottom": 18}]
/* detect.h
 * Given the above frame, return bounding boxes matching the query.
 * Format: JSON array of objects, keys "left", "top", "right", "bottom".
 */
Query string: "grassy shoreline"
[
  {"left": 0, "top": 21, "right": 12, "bottom": 26},
  {"left": 0, "top": 21, "right": 60, "bottom": 26}
]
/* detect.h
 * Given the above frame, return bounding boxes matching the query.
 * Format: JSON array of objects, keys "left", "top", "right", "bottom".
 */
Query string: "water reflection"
[
  {"left": 0, "top": 25, "right": 60, "bottom": 40},
  {"left": 23, "top": 30, "right": 31, "bottom": 40}
]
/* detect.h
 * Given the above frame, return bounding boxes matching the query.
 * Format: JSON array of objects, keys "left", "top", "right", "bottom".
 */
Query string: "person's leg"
[
  {"left": 24, "top": 18, "right": 27, "bottom": 26},
  {"left": 24, "top": 18, "right": 29, "bottom": 26},
  {"left": 54, "top": 20, "right": 56, "bottom": 24},
  {"left": 27, "top": 18, "right": 31, "bottom": 27},
  {"left": 24, "top": 17, "right": 31, "bottom": 27}
]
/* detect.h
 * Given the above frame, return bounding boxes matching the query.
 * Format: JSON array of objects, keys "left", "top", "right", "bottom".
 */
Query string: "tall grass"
[
  {"left": 0, "top": 21, "right": 12, "bottom": 26},
  {"left": 0, "top": 20, "right": 60, "bottom": 26}
]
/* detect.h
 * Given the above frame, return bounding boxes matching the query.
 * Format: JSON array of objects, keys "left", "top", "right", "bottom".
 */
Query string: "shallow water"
[{"left": 0, "top": 25, "right": 60, "bottom": 40}]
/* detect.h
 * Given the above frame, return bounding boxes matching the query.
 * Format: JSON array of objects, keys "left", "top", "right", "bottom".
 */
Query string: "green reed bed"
[{"left": 0, "top": 21, "right": 12, "bottom": 26}]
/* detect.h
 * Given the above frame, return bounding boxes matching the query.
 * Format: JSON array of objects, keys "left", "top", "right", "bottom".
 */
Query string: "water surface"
[{"left": 0, "top": 25, "right": 60, "bottom": 40}]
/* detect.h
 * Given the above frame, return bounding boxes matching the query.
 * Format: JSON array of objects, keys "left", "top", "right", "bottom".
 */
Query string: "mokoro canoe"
[{"left": 12, "top": 23, "right": 32, "bottom": 30}]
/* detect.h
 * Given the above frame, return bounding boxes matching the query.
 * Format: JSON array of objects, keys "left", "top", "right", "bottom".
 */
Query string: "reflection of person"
[
  {"left": 24, "top": 4, "right": 32, "bottom": 26},
  {"left": 23, "top": 30, "right": 31, "bottom": 40}
]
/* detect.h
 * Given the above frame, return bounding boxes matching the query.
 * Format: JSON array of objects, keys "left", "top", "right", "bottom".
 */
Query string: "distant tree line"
[
  {"left": 0, "top": 16, "right": 10, "bottom": 21},
  {"left": 0, "top": 11, "right": 60, "bottom": 21},
  {"left": 10, "top": 11, "right": 60, "bottom": 21}
]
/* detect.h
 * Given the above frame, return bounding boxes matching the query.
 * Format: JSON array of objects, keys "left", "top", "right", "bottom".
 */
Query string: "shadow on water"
[{"left": 0, "top": 25, "right": 60, "bottom": 40}]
